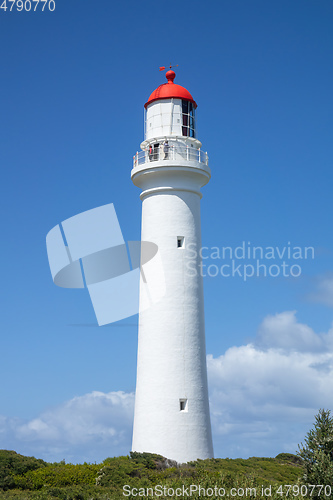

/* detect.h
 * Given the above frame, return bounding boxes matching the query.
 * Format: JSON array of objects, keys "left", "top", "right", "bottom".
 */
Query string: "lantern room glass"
[{"left": 182, "top": 100, "right": 196, "bottom": 138}]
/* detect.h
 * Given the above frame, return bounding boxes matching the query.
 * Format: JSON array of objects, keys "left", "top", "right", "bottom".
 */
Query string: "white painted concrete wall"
[{"left": 131, "top": 149, "right": 214, "bottom": 462}]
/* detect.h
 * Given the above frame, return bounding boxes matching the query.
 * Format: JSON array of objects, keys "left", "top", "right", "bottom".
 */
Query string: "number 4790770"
[{"left": 0, "top": 0, "right": 55, "bottom": 11}]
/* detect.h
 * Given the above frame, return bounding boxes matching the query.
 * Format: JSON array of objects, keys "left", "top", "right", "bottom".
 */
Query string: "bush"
[
  {"left": 13, "top": 463, "right": 101, "bottom": 490},
  {"left": 0, "top": 450, "right": 46, "bottom": 491},
  {"left": 0, "top": 450, "right": 305, "bottom": 498},
  {"left": 298, "top": 408, "right": 333, "bottom": 495},
  {"left": 275, "top": 453, "right": 303, "bottom": 465}
]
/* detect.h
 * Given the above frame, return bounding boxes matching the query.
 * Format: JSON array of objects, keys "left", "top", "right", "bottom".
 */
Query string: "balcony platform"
[{"left": 133, "top": 141, "right": 209, "bottom": 170}]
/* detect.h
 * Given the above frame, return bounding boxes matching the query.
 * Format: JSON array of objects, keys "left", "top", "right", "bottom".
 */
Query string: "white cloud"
[
  {"left": 207, "top": 311, "right": 333, "bottom": 458},
  {"left": 0, "top": 391, "right": 134, "bottom": 463},
  {"left": 255, "top": 310, "right": 324, "bottom": 351}
]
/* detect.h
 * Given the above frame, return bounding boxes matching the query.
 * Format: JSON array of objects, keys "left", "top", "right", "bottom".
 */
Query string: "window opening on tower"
[
  {"left": 180, "top": 399, "right": 188, "bottom": 411},
  {"left": 177, "top": 237, "right": 185, "bottom": 248}
]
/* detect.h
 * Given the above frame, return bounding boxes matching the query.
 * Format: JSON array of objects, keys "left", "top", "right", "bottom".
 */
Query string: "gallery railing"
[{"left": 133, "top": 143, "right": 209, "bottom": 168}]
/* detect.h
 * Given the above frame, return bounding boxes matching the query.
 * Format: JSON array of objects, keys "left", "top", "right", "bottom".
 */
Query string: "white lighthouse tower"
[{"left": 131, "top": 70, "right": 213, "bottom": 463}]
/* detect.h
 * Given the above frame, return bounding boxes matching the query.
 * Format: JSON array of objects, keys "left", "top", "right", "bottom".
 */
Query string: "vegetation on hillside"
[
  {"left": 0, "top": 449, "right": 305, "bottom": 499},
  {"left": 1, "top": 409, "right": 333, "bottom": 499}
]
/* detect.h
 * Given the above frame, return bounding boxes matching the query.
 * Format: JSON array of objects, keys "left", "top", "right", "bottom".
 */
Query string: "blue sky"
[{"left": 1, "top": 0, "right": 333, "bottom": 463}]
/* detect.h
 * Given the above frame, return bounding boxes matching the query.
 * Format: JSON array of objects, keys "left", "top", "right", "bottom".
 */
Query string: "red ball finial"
[{"left": 166, "top": 70, "right": 176, "bottom": 83}]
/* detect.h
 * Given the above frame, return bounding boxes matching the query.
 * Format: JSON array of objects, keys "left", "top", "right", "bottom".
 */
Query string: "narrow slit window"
[
  {"left": 177, "top": 236, "right": 185, "bottom": 248},
  {"left": 180, "top": 399, "right": 187, "bottom": 411}
]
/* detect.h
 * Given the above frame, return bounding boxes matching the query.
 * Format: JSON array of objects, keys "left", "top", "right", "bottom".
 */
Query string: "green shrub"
[
  {"left": 0, "top": 450, "right": 306, "bottom": 499},
  {"left": 298, "top": 408, "right": 333, "bottom": 495},
  {"left": 275, "top": 453, "right": 303, "bottom": 465},
  {"left": 0, "top": 450, "right": 47, "bottom": 491},
  {"left": 13, "top": 463, "right": 101, "bottom": 490}
]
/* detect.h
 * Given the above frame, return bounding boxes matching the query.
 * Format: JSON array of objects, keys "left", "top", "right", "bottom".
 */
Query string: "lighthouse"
[{"left": 131, "top": 70, "right": 213, "bottom": 463}]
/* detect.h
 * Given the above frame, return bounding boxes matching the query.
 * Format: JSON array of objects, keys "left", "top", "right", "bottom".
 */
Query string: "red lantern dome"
[{"left": 145, "top": 71, "right": 197, "bottom": 109}]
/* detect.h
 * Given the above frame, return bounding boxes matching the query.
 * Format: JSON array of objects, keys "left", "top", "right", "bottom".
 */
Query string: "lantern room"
[{"left": 144, "top": 70, "right": 197, "bottom": 140}]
